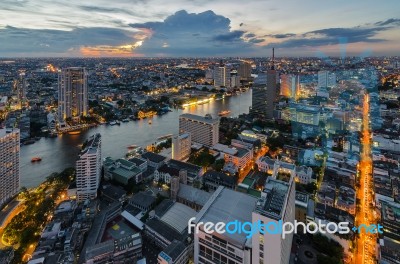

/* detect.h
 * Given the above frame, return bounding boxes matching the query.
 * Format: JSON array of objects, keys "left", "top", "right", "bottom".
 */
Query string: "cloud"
[
  {"left": 129, "top": 10, "right": 257, "bottom": 56},
  {"left": 265, "top": 23, "right": 391, "bottom": 49},
  {"left": 374, "top": 18, "right": 400, "bottom": 26},
  {"left": 213, "top": 30, "right": 245, "bottom": 42},
  {"left": 267, "top": 33, "right": 295, "bottom": 39},
  {"left": 0, "top": 26, "right": 144, "bottom": 56}
]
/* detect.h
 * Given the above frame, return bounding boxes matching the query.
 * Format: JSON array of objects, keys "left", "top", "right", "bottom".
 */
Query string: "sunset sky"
[{"left": 1, "top": 0, "right": 399, "bottom": 57}]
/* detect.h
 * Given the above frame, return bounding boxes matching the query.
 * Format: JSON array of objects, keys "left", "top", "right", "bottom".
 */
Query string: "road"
[
  {"left": 0, "top": 199, "right": 24, "bottom": 249},
  {"left": 355, "top": 93, "right": 377, "bottom": 264}
]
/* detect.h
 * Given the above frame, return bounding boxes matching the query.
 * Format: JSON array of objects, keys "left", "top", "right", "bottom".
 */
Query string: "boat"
[
  {"left": 68, "top": 130, "right": 81, "bottom": 135},
  {"left": 148, "top": 119, "right": 152, "bottom": 125},
  {"left": 23, "top": 139, "right": 35, "bottom": 145},
  {"left": 115, "top": 120, "right": 121, "bottom": 125},
  {"left": 127, "top": 144, "right": 138, "bottom": 150},
  {"left": 122, "top": 119, "right": 129, "bottom": 123},
  {"left": 218, "top": 110, "right": 231, "bottom": 116},
  {"left": 31, "top": 157, "right": 42, "bottom": 162},
  {"left": 109, "top": 121, "right": 117, "bottom": 126}
]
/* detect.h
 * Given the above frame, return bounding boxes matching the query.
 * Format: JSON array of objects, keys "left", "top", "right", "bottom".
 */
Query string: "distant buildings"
[
  {"left": 58, "top": 67, "right": 88, "bottom": 125},
  {"left": 0, "top": 128, "right": 20, "bottom": 207},
  {"left": 172, "top": 133, "right": 191, "bottom": 161},
  {"left": 317, "top": 70, "right": 336, "bottom": 88},
  {"left": 76, "top": 134, "right": 102, "bottom": 202},
  {"left": 179, "top": 114, "right": 219, "bottom": 147}
]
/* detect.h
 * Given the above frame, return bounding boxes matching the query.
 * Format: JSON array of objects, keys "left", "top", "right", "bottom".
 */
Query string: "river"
[{"left": 20, "top": 91, "right": 252, "bottom": 188}]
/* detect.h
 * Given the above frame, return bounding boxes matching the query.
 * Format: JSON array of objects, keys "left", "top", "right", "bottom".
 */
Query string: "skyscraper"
[
  {"left": 265, "top": 49, "right": 277, "bottom": 119},
  {"left": 252, "top": 176, "right": 295, "bottom": 264},
  {"left": 58, "top": 67, "right": 88, "bottom": 124},
  {"left": 281, "top": 74, "right": 300, "bottom": 99},
  {"left": 214, "top": 65, "right": 229, "bottom": 88},
  {"left": 0, "top": 128, "right": 20, "bottom": 207},
  {"left": 317, "top": 70, "right": 336, "bottom": 88},
  {"left": 251, "top": 49, "right": 277, "bottom": 119},
  {"left": 238, "top": 61, "right": 252, "bottom": 80},
  {"left": 179, "top": 114, "right": 219, "bottom": 147},
  {"left": 76, "top": 133, "right": 102, "bottom": 202},
  {"left": 14, "top": 72, "right": 26, "bottom": 108}
]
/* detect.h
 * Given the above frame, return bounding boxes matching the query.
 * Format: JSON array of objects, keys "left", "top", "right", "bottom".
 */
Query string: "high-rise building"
[
  {"left": 251, "top": 73, "right": 268, "bottom": 116},
  {"left": 193, "top": 186, "right": 258, "bottom": 264},
  {"left": 266, "top": 66, "right": 277, "bottom": 119},
  {"left": 317, "top": 71, "right": 336, "bottom": 88},
  {"left": 172, "top": 133, "right": 191, "bottom": 161},
  {"left": 14, "top": 72, "right": 26, "bottom": 108},
  {"left": 252, "top": 176, "right": 295, "bottom": 264},
  {"left": 0, "top": 128, "right": 20, "bottom": 207},
  {"left": 214, "top": 66, "right": 229, "bottom": 88},
  {"left": 238, "top": 61, "right": 252, "bottom": 80},
  {"left": 179, "top": 114, "right": 219, "bottom": 147},
  {"left": 58, "top": 67, "right": 88, "bottom": 124},
  {"left": 281, "top": 74, "right": 300, "bottom": 99},
  {"left": 76, "top": 133, "right": 102, "bottom": 202},
  {"left": 251, "top": 49, "right": 277, "bottom": 119}
]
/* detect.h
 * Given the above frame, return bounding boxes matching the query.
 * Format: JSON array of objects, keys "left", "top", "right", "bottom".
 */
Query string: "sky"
[{"left": 0, "top": 0, "right": 399, "bottom": 57}]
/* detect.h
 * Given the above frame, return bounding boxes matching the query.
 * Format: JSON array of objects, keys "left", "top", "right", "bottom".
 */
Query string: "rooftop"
[
  {"left": 130, "top": 192, "right": 155, "bottom": 209},
  {"left": 160, "top": 240, "right": 187, "bottom": 261},
  {"left": 195, "top": 186, "right": 257, "bottom": 247},
  {"left": 141, "top": 152, "right": 167, "bottom": 164},
  {"left": 160, "top": 203, "right": 197, "bottom": 234},
  {"left": 177, "top": 184, "right": 212, "bottom": 207},
  {"left": 179, "top": 113, "right": 219, "bottom": 124},
  {"left": 255, "top": 178, "right": 291, "bottom": 220}
]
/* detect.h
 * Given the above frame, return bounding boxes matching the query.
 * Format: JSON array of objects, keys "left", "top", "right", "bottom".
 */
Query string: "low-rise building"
[{"left": 104, "top": 158, "right": 143, "bottom": 185}]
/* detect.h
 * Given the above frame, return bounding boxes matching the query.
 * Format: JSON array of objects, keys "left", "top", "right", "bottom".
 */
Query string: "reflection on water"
[{"left": 20, "top": 91, "right": 251, "bottom": 188}]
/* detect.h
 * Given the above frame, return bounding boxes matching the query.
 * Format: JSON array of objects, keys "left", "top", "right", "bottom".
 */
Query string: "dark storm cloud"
[
  {"left": 266, "top": 25, "right": 389, "bottom": 49},
  {"left": 244, "top": 33, "right": 256, "bottom": 38},
  {"left": 213, "top": 30, "right": 245, "bottom": 42},
  {"left": 129, "top": 10, "right": 257, "bottom": 56}
]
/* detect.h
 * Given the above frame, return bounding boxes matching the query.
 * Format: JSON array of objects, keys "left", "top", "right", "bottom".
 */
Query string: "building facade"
[
  {"left": 179, "top": 114, "right": 219, "bottom": 147},
  {"left": 280, "top": 74, "right": 299, "bottom": 99},
  {"left": 0, "top": 128, "right": 20, "bottom": 207},
  {"left": 58, "top": 67, "right": 88, "bottom": 124},
  {"left": 76, "top": 133, "right": 102, "bottom": 202},
  {"left": 172, "top": 133, "right": 191, "bottom": 161},
  {"left": 252, "top": 177, "right": 295, "bottom": 264}
]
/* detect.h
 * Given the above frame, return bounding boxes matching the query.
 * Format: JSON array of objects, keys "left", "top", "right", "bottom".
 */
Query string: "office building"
[
  {"left": 193, "top": 186, "right": 257, "bottom": 264},
  {"left": 14, "top": 72, "right": 26, "bottom": 107},
  {"left": 238, "top": 61, "right": 252, "bottom": 80},
  {"left": 0, "top": 128, "right": 20, "bottom": 207},
  {"left": 252, "top": 176, "right": 295, "bottom": 264},
  {"left": 280, "top": 74, "right": 300, "bottom": 99},
  {"left": 172, "top": 133, "right": 191, "bottom": 161},
  {"left": 58, "top": 67, "right": 88, "bottom": 124},
  {"left": 179, "top": 114, "right": 219, "bottom": 147},
  {"left": 76, "top": 133, "right": 102, "bottom": 202},
  {"left": 214, "top": 66, "right": 229, "bottom": 88},
  {"left": 251, "top": 49, "right": 277, "bottom": 119},
  {"left": 250, "top": 73, "right": 267, "bottom": 116},
  {"left": 317, "top": 71, "right": 336, "bottom": 88}
]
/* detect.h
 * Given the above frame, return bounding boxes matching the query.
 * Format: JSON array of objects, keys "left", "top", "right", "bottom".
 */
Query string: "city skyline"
[{"left": 1, "top": 0, "right": 400, "bottom": 57}]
